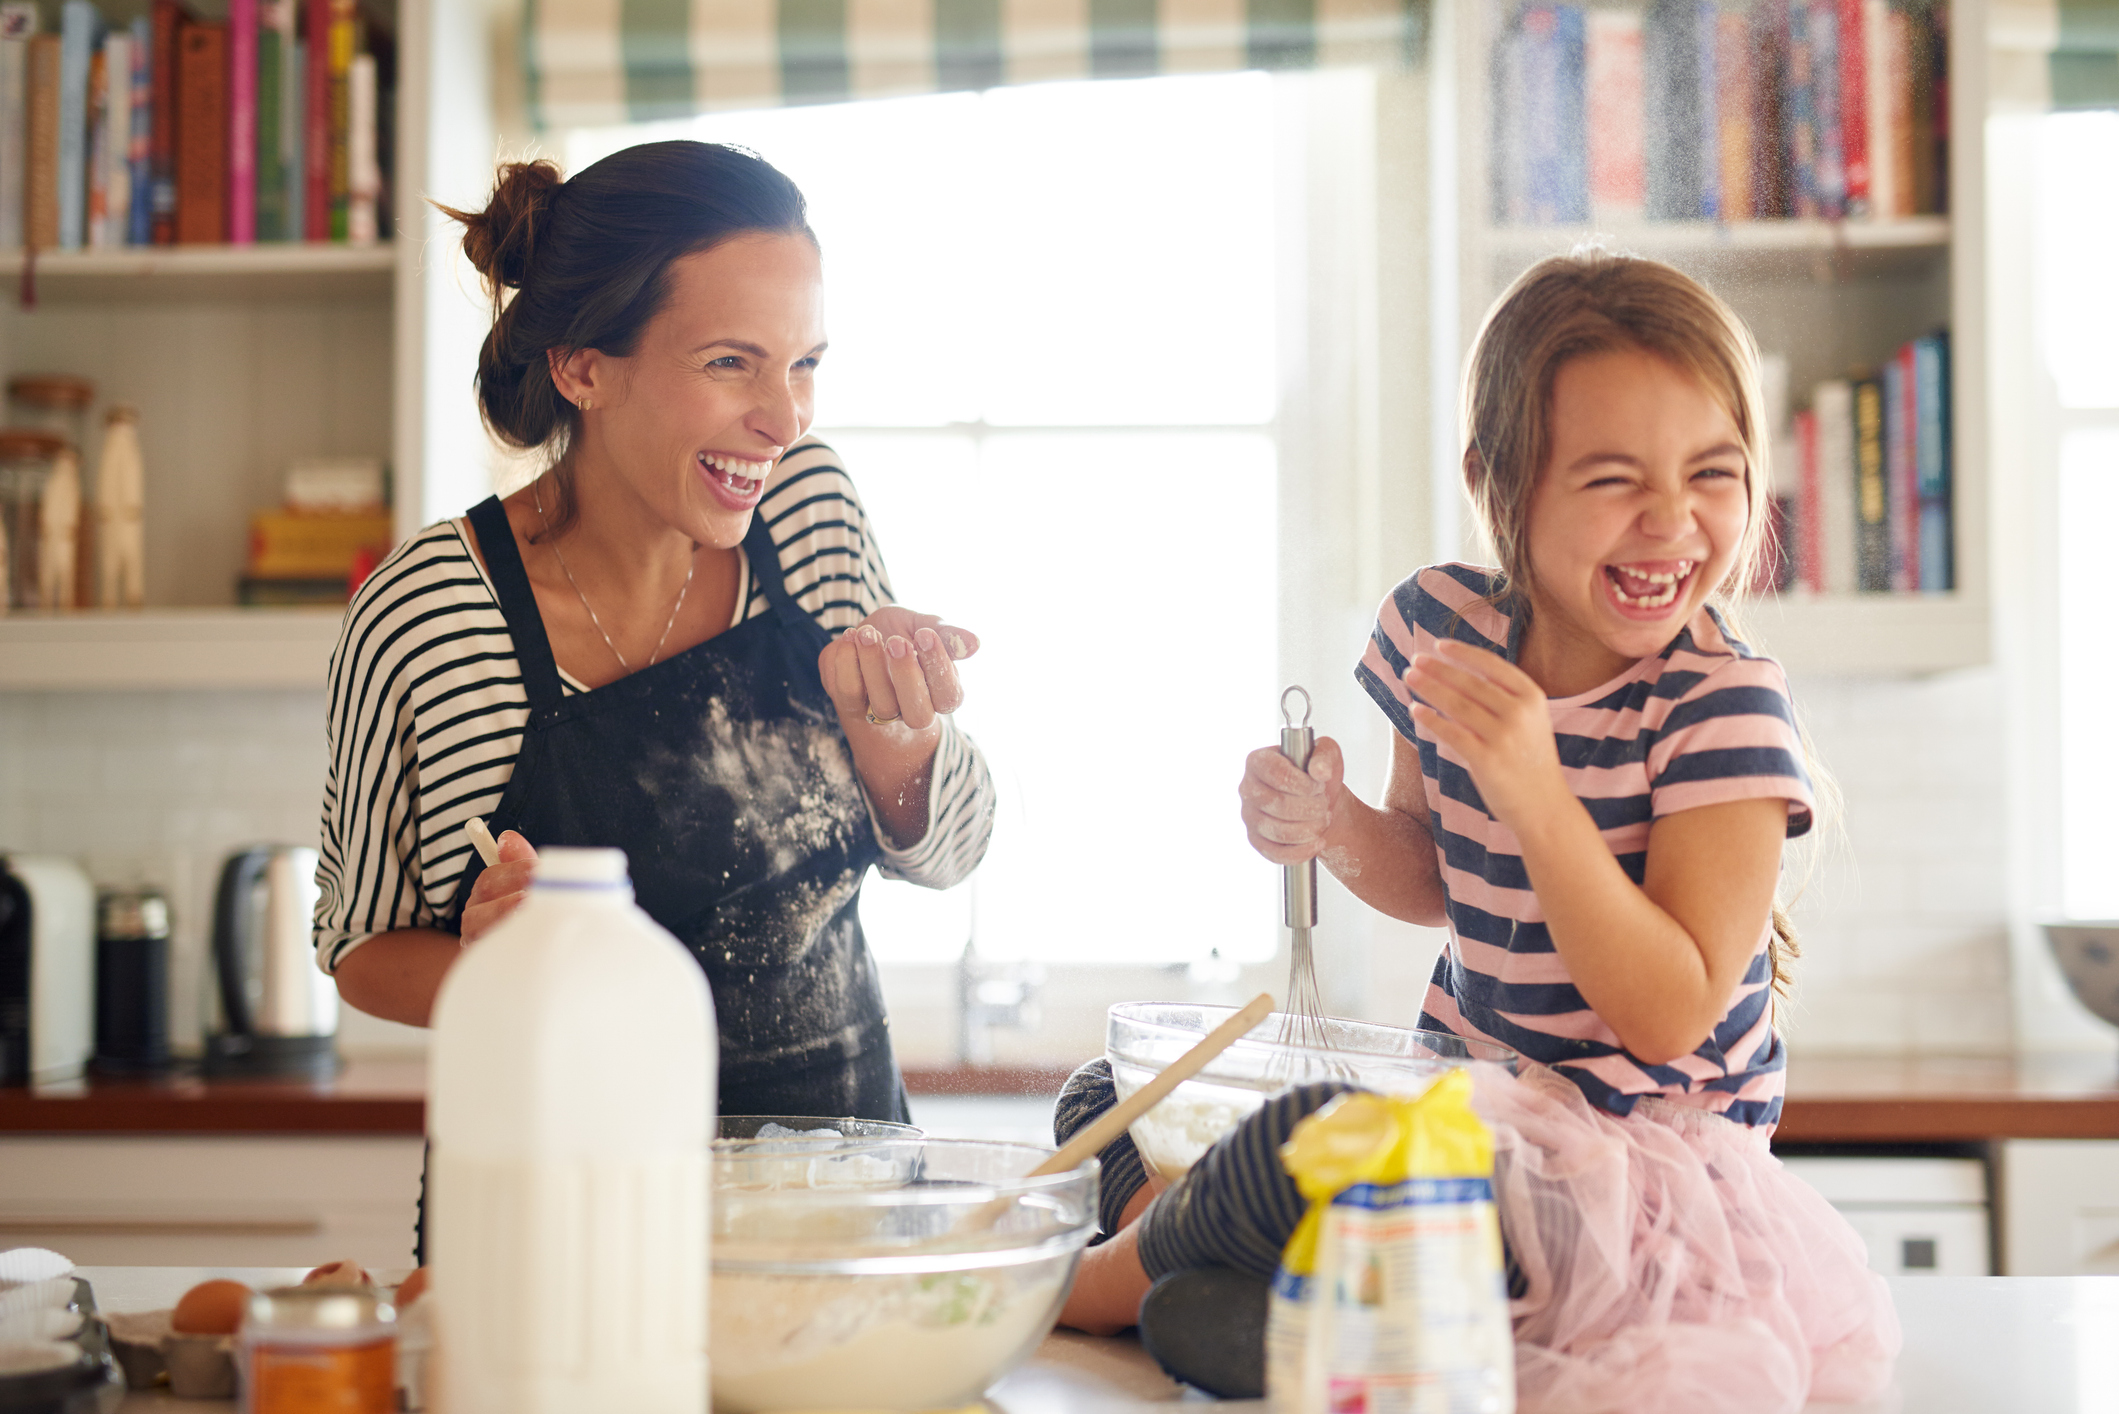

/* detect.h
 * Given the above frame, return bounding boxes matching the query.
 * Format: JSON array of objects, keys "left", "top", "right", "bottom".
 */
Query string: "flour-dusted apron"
[{"left": 449, "top": 495, "right": 909, "bottom": 1121}]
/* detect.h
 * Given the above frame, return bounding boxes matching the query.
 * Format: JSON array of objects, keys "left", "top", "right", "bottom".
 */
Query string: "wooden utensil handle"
[{"left": 1027, "top": 992, "right": 1276, "bottom": 1179}]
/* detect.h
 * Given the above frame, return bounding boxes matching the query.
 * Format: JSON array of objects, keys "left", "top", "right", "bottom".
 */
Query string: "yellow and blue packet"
[{"left": 1265, "top": 1070, "right": 1514, "bottom": 1414}]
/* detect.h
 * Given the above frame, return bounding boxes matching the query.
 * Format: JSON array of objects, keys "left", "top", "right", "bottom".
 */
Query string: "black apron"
[{"left": 449, "top": 495, "right": 909, "bottom": 1122}]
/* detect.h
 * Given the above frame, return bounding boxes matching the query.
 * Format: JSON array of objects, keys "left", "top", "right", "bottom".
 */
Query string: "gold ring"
[{"left": 865, "top": 708, "right": 902, "bottom": 725}]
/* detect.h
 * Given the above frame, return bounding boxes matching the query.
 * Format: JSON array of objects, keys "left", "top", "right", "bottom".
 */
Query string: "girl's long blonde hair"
[{"left": 1460, "top": 249, "right": 1827, "bottom": 1000}]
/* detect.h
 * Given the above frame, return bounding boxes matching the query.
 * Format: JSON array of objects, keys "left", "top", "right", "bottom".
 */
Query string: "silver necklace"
[{"left": 532, "top": 478, "right": 695, "bottom": 674}]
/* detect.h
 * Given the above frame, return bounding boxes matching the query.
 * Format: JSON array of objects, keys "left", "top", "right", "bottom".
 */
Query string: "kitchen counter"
[
  {"left": 8, "top": 1052, "right": 2117, "bottom": 1142},
  {"left": 76, "top": 1266, "right": 2119, "bottom": 1413}
]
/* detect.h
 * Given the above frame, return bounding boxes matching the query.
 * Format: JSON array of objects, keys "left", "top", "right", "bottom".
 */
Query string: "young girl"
[{"left": 1055, "top": 252, "right": 1900, "bottom": 1413}]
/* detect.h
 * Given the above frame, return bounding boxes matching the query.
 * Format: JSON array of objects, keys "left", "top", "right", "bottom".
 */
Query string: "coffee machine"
[
  {"left": 203, "top": 846, "right": 339, "bottom": 1078},
  {"left": 0, "top": 855, "right": 96, "bottom": 1085}
]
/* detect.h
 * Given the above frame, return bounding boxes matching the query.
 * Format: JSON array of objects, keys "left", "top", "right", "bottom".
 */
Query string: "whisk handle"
[{"left": 1280, "top": 722, "right": 1318, "bottom": 929}]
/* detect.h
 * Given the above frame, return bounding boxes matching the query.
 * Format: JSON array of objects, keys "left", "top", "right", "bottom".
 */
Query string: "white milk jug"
[{"left": 428, "top": 847, "right": 716, "bottom": 1414}]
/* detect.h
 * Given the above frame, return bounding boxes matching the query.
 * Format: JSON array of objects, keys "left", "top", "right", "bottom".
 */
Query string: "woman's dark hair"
[{"left": 439, "top": 141, "right": 815, "bottom": 536}]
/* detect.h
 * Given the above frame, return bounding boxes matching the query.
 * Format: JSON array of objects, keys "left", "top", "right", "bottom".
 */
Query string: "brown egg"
[
  {"left": 171, "top": 1279, "right": 251, "bottom": 1335},
  {"left": 302, "top": 1260, "right": 370, "bottom": 1288},
  {"left": 394, "top": 1267, "right": 429, "bottom": 1306}
]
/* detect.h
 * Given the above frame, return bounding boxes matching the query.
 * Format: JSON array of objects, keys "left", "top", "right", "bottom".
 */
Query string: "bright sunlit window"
[
  {"left": 567, "top": 74, "right": 1282, "bottom": 964},
  {"left": 2046, "top": 112, "right": 2119, "bottom": 920}
]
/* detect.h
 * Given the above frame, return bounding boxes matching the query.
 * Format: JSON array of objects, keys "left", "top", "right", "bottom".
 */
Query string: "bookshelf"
[
  {"left": 0, "top": 0, "right": 494, "bottom": 692},
  {"left": 1437, "top": 0, "right": 1988, "bottom": 678}
]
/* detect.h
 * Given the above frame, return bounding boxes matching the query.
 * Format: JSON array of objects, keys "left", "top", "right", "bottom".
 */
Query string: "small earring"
[{"left": 577, "top": 398, "right": 591, "bottom": 411}]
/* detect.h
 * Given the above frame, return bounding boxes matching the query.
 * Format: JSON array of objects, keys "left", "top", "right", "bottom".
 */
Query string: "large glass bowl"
[
  {"left": 710, "top": 1136, "right": 1096, "bottom": 1414},
  {"left": 1107, "top": 1001, "right": 1519, "bottom": 1180}
]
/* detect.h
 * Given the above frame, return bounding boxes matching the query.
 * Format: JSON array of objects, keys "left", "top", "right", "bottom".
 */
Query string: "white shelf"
[
  {"left": 1743, "top": 593, "right": 1990, "bottom": 678},
  {"left": 1486, "top": 217, "right": 1951, "bottom": 279},
  {"left": 0, "top": 244, "right": 395, "bottom": 303},
  {"left": 0, "top": 608, "right": 344, "bottom": 690}
]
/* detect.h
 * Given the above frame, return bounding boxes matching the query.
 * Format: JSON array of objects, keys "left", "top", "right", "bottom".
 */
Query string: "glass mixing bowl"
[
  {"left": 1107, "top": 1001, "right": 1519, "bottom": 1180},
  {"left": 710, "top": 1136, "right": 1096, "bottom": 1414},
  {"left": 715, "top": 1116, "right": 927, "bottom": 1191}
]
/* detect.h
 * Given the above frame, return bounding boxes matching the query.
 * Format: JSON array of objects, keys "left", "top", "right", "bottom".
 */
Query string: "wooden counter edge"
[
  {"left": 1775, "top": 1095, "right": 2119, "bottom": 1143},
  {"left": 0, "top": 1094, "right": 427, "bottom": 1135}
]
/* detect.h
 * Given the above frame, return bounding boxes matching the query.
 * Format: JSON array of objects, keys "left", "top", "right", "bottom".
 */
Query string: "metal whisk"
[{"left": 1278, "top": 685, "right": 1332, "bottom": 1056}]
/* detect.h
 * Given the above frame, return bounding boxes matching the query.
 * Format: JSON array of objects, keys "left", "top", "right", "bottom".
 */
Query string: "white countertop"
[{"left": 80, "top": 1267, "right": 2119, "bottom": 1413}]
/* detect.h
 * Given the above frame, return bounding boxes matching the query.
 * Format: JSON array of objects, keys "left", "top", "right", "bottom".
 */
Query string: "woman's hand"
[
  {"left": 817, "top": 607, "right": 978, "bottom": 736},
  {"left": 459, "top": 830, "right": 537, "bottom": 943},
  {"left": 1403, "top": 639, "right": 1569, "bottom": 832},
  {"left": 1238, "top": 736, "right": 1347, "bottom": 865}
]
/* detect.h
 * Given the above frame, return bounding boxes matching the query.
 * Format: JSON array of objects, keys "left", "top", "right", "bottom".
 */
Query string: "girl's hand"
[
  {"left": 1404, "top": 640, "right": 1570, "bottom": 830},
  {"left": 817, "top": 607, "right": 979, "bottom": 736},
  {"left": 460, "top": 830, "right": 537, "bottom": 943},
  {"left": 1239, "top": 735, "right": 1347, "bottom": 865}
]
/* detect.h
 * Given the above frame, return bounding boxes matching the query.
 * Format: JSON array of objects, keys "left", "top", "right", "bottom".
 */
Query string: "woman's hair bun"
[{"left": 450, "top": 160, "right": 563, "bottom": 292}]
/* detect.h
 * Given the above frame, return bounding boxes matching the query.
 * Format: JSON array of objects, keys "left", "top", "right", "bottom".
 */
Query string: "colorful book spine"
[
  {"left": 1785, "top": 0, "right": 1818, "bottom": 216},
  {"left": 1586, "top": 8, "right": 1646, "bottom": 222},
  {"left": 85, "top": 44, "right": 105, "bottom": 247},
  {"left": 1881, "top": 346, "right": 1914, "bottom": 591},
  {"left": 1883, "top": 6, "right": 1916, "bottom": 216},
  {"left": 1855, "top": 372, "right": 1889, "bottom": 591},
  {"left": 1556, "top": 5, "right": 1588, "bottom": 223},
  {"left": 1813, "top": 379, "right": 1856, "bottom": 594},
  {"left": 150, "top": 0, "right": 177, "bottom": 244},
  {"left": 269, "top": 0, "right": 298, "bottom": 239},
  {"left": 57, "top": 0, "right": 97, "bottom": 250},
  {"left": 1863, "top": 0, "right": 1894, "bottom": 215},
  {"left": 348, "top": 49, "right": 376, "bottom": 245},
  {"left": 1750, "top": 0, "right": 1792, "bottom": 216},
  {"left": 327, "top": 0, "right": 353, "bottom": 241},
  {"left": 1715, "top": 10, "right": 1753, "bottom": 219},
  {"left": 287, "top": 38, "right": 304, "bottom": 238},
  {"left": 100, "top": 31, "right": 130, "bottom": 245},
  {"left": 1912, "top": 0, "right": 1945, "bottom": 214},
  {"left": 1837, "top": 0, "right": 1869, "bottom": 212},
  {"left": 0, "top": 4, "right": 34, "bottom": 250},
  {"left": 256, "top": 2, "right": 285, "bottom": 242},
  {"left": 25, "top": 32, "right": 57, "bottom": 249},
  {"left": 127, "top": 16, "right": 149, "bottom": 246},
  {"left": 1850, "top": 375, "right": 1882, "bottom": 594},
  {"left": 1794, "top": 406, "right": 1822, "bottom": 592},
  {"left": 1915, "top": 331, "right": 1951, "bottom": 591},
  {"left": 228, "top": 0, "right": 257, "bottom": 244},
  {"left": 1808, "top": 0, "right": 1844, "bottom": 216},
  {"left": 303, "top": 0, "right": 328, "bottom": 238}
]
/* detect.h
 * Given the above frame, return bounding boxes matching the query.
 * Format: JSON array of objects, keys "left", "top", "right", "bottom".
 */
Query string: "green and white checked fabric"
[{"left": 524, "top": 0, "right": 1424, "bottom": 128}]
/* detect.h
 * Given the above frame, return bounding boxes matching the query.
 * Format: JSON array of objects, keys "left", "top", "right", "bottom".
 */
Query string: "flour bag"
[{"left": 1265, "top": 1071, "right": 1514, "bottom": 1414}]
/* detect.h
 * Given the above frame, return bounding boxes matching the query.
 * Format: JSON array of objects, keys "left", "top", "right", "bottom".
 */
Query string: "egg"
[
  {"left": 395, "top": 1267, "right": 429, "bottom": 1306},
  {"left": 302, "top": 1260, "right": 370, "bottom": 1288},
  {"left": 171, "top": 1280, "right": 251, "bottom": 1335}
]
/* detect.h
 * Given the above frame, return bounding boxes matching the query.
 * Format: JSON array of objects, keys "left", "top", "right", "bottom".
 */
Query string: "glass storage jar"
[{"left": 0, "top": 428, "right": 67, "bottom": 609}]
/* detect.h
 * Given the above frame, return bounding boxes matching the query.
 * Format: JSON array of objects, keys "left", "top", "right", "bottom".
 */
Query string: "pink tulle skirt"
[{"left": 1469, "top": 1062, "right": 1901, "bottom": 1414}]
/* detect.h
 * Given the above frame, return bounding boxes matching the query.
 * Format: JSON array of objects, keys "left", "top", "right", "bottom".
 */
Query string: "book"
[
  {"left": 287, "top": 37, "right": 304, "bottom": 237},
  {"left": 1914, "top": 331, "right": 1950, "bottom": 591},
  {"left": 1882, "top": 345, "right": 1915, "bottom": 590},
  {"left": 1517, "top": 5, "right": 1588, "bottom": 225},
  {"left": 228, "top": 0, "right": 257, "bottom": 244},
  {"left": 127, "top": 16, "right": 149, "bottom": 246},
  {"left": 1837, "top": 0, "right": 1869, "bottom": 212},
  {"left": 1749, "top": 0, "right": 1792, "bottom": 216},
  {"left": 1784, "top": 0, "right": 1817, "bottom": 215},
  {"left": 264, "top": 0, "right": 297, "bottom": 239},
  {"left": 1794, "top": 406, "right": 1820, "bottom": 590},
  {"left": 328, "top": 0, "right": 353, "bottom": 240},
  {"left": 150, "top": 0, "right": 177, "bottom": 243},
  {"left": 1813, "top": 379, "right": 1857, "bottom": 594},
  {"left": 97, "top": 31, "right": 130, "bottom": 245},
  {"left": 0, "top": 4, "right": 33, "bottom": 249},
  {"left": 348, "top": 50, "right": 375, "bottom": 244},
  {"left": 85, "top": 44, "right": 105, "bottom": 246},
  {"left": 25, "top": 32, "right": 57, "bottom": 248},
  {"left": 303, "top": 0, "right": 327, "bottom": 238},
  {"left": 256, "top": 4, "right": 285, "bottom": 241},
  {"left": 1854, "top": 373, "right": 1888, "bottom": 591},
  {"left": 57, "top": 0, "right": 98, "bottom": 250},
  {"left": 1645, "top": 0, "right": 1717, "bottom": 219},
  {"left": 1715, "top": 8, "right": 1752, "bottom": 218},
  {"left": 1881, "top": 5, "right": 1915, "bottom": 216},
  {"left": 1911, "top": 0, "right": 1944, "bottom": 214},
  {"left": 1807, "top": 0, "right": 1844, "bottom": 216},
  {"left": 174, "top": 18, "right": 228, "bottom": 244},
  {"left": 1586, "top": 8, "right": 1647, "bottom": 222},
  {"left": 1863, "top": 0, "right": 1894, "bottom": 214}
]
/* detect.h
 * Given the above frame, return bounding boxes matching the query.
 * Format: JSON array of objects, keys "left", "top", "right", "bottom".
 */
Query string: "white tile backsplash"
[{"left": 0, "top": 662, "right": 2020, "bottom": 1058}]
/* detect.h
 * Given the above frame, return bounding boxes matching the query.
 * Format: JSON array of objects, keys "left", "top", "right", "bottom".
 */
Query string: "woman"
[{"left": 314, "top": 142, "right": 993, "bottom": 1125}]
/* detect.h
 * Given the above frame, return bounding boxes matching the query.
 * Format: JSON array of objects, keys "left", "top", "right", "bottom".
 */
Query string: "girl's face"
[
  {"left": 1521, "top": 346, "right": 1751, "bottom": 682},
  {"left": 565, "top": 232, "right": 826, "bottom": 548}
]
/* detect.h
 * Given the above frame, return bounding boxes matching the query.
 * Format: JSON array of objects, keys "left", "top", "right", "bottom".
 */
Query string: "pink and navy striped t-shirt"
[{"left": 1357, "top": 564, "right": 1815, "bottom": 1129}]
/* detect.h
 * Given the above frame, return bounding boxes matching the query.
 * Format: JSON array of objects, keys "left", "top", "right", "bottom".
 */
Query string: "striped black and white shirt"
[{"left": 314, "top": 439, "right": 996, "bottom": 972}]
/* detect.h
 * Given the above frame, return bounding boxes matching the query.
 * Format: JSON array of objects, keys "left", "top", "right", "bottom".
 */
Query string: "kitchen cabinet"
[
  {"left": 0, "top": 0, "right": 495, "bottom": 693},
  {"left": 1999, "top": 1138, "right": 2119, "bottom": 1276},
  {"left": 0, "top": 1135, "right": 421, "bottom": 1268},
  {"left": 1778, "top": 1155, "right": 1992, "bottom": 1277},
  {"left": 1433, "top": 0, "right": 1989, "bottom": 676}
]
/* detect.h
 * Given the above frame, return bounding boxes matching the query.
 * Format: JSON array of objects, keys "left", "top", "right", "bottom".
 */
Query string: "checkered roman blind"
[{"left": 523, "top": 0, "right": 1425, "bottom": 128}]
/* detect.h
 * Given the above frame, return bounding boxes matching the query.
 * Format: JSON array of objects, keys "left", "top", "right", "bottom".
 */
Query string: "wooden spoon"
[{"left": 1026, "top": 991, "right": 1276, "bottom": 1179}]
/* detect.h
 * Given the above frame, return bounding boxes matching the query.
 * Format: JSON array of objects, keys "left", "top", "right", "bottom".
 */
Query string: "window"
[
  {"left": 566, "top": 74, "right": 1284, "bottom": 965},
  {"left": 2045, "top": 111, "right": 2119, "bottom": 921}
]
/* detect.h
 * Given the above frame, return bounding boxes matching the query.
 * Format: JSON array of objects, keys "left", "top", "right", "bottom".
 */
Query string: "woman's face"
[
  {"left": 566, "top": 231, "right": 826, "bottom": 548},
  {"left": 1522, "top": 346, "right": 1752, "bottom": 679}
]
